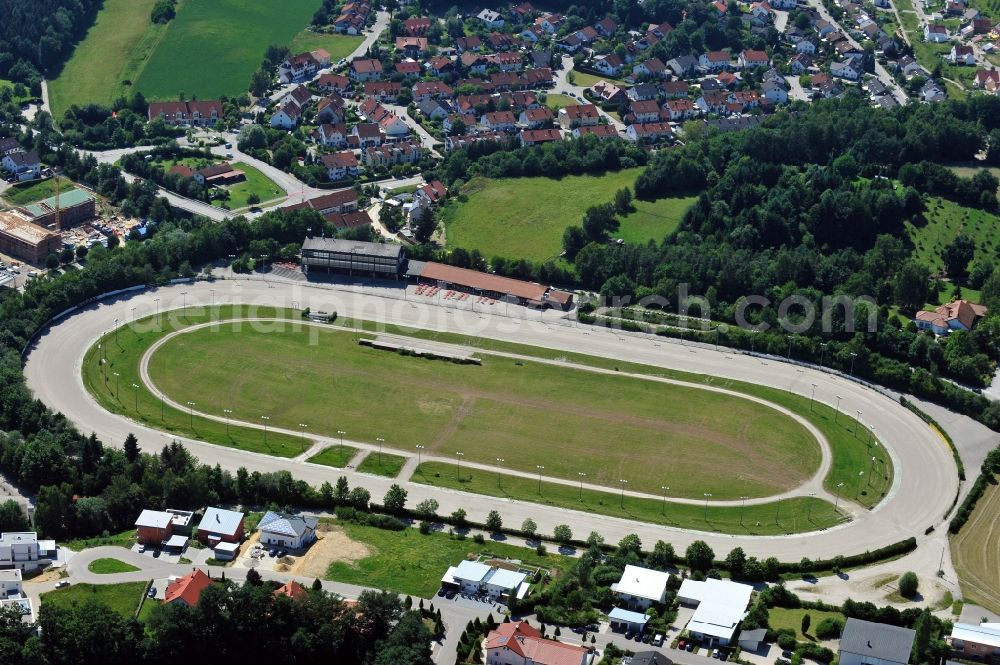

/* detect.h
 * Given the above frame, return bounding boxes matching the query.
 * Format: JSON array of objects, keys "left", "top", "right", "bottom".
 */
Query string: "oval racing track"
[{"left": 23, "top": 278, "right": 958, "bottom": 561}]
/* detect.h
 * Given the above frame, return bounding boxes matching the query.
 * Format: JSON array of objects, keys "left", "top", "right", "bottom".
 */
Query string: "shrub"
[
  {"left": 898, "top": 572, "right": 919, "bottom": 598},
  {"left": 814, "top": 617, "right": 844, "bottom": 640}
]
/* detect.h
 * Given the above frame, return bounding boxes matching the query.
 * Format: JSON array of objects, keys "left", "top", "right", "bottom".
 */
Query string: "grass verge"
[
  {"left": 40, "top": 582, "right": 147, "bottom": 618},
  {"left": 87, "top": 558, "right": 141, "bottom": 574},
  {"left": 357, "top": 452, "right": 408, "bottom": 477},
  {"left": 63, "top": 529, "right": 135, "bottom": 551},
  {"left": 307, "top": 445, "right": 361, "bottom": 468},
  {"left": 768, "top": 607, "right": 845, "bottom": 641}
]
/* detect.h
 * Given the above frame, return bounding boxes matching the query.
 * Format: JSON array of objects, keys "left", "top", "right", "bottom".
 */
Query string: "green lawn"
[
  {"left": 571, "top": 69, "right": 628, "bottom": 88},
  {"left": 414, "top": 462, "right": 844, "bottom": 536},
  {"left": 288, "top": 29, "right": 363, "bottom": 60},
  {"left": 63, "top": 529, "right": 135, "bottom": 551},
  {"left": 0, "top": 177, "right": 76, "bottom": 206},
  {"left": 544, "top": 93, "right": 578, "bottom": 111},
  {"left": 0, "top": 79, "right": 32, "bottom": 104},
  {"left": 213, "top": 162, "right": 285, "bottom": 210},
  {"left": 137, "top": 598, "right": 161, "bottom": 622},
  {"left": 47, "top": 0, "right": 162, "bottom": 118},
  {"left": 905, "top": 197, "right": 1000, "bottom": 273},
  {"left": 135, "top": 0, "right": 325, "bottom": 100},
  {"left": 146, "top": 321, "right": 820, "bottom": 499},
  {"left": 618, "top": 195, "right": 696, "bottom": 244},
  {"left": 769, "top": 607, "right": 845, "bottom": 641},
  {"left": 81, "top": 306, "right": 306, "bottom": 457},
  {"left": 307, "top": 445, "right": 361, "bottom": 468},
  {"left": 356, "top": 452, "right": 408, "bottom": 477},
  {"left": 325, "top": 519, "right": 573, "bottom": 597},
  {"left": 88, "top": 558, "right": 141, "bottom": 574},
  {"left": 41, "top": 582, "right": 147, "bottom": 618},
  {"left": 444, "top": 170, "right": 676, "bottom": 261}
]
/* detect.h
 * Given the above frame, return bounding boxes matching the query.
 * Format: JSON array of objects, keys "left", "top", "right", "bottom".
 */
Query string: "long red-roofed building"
[{"left": 485, "top": 621, "right": 591, "bottom": 665}]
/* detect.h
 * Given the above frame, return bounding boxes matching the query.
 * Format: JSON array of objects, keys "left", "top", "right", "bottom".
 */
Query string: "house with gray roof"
[
  {"left": 257, "top": 511, "right": 318, "bottom": 549},
  {"left": 839, "top": 618, "right": 916, "bottom": 665}
]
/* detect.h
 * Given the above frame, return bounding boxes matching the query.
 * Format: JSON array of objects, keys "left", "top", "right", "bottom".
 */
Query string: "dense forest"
[
  {"left": 0, "top": 0, "right": 102, "bottom": 91},
  {"left": 0, "top": 583, "right": 434, "bottom": 665}
]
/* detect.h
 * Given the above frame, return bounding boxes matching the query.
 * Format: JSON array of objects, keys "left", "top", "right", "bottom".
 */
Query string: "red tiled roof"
[
  {"left": 485, "top": 622, "right": 589, "bottom": 665},
  {"left": 273, "top": 580, "right": 308, "bottom": 601},
  {"left": 321, "top": 151, "right": 358, "bottom": 168},
  {"left": 165, "top": 570, "right": 213, "bottom": 607}
]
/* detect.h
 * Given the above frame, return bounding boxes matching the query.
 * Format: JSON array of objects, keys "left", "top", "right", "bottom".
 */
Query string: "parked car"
[
  {"left": 642, "top": 632, "right": 651, "bottom": 643},
  {"left": 138, "top": 544, "right": 146, "bottom": 553},
  {"left": 55, "top": 581, "right": 70, "bottom": 588},
  {"left": 268, "top": 547, "right": 277, "bottom": 557},
  {"left": 277, "top": 549, "right": 287, "bottom": 558},
  {"left": 652, "top": 634, "right": 664, "bottom": 647},
  {"left": 152, "top": 549, "right": 160, "bottom": 558},
  {"left": 147, "top": 587, "right": 156, "bottom": 598},
  {"left": 437, "top": 588, "right": 446, "bottom": 597},
  {"left": 782, "top": 651, "right": 793, "bottom": 659}
]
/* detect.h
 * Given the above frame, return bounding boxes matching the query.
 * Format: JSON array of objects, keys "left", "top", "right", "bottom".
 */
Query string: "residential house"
[
  {"left": 520, "top": 25, "right": 544, "bottom": 42},
  {"left": 316, "top": 94, "right": 346, "bottom": 124},
  {"left": 626, "top": 122, "right": 673, "bottom": 143},
  {"left": 572, "top": 124, "right": 619, "bottom": 140},
  {"left": 462, "top": 52, "right": 490, "bottom": 74},
  {"left": 535, "top": 12, "right": 564, "bottom": 33},
  {"left": 489, "top": 31, "right": 518, "bottom": 50},
  {"left": 147, "top": 100, "right": 224, "bottom": 126},
  {"left": 831, "top": 60, "right": 861, "bottom": 80},
  {"left": 921, "top": 79, "right": 947, "bottom": 101},
  {"left": 0, "top": 137, "right": 21, "bottom": 156},
  {"left": 396, "top": 59, "right": 423, "bottom": 77},
  {"left": 950, "top": 44, "right": 976, "bottom": 64},
  {"left": 612, "top": 565, "right": 670, "bottom": 610},
  {"left": 395, "top": 36, "right": 428, "bottom": 57},
  {"left": 490, "top": 51, "right": 524, "bottom": 71},
  {"left": 363, "top": 141, "right": 422, "bottom": 168},
  {"left": 815, "top": 19, "right": 835, "bottom": 37},
  {"left": 762, "top": 79, "right": 789, "bottom": 103},
  {"left": 481, "top": 110, "right": 518, "bottom": 132},
  {"left": 0, "top": 569, "right": 22, "bottom": 599},
  {"left": 790, "top": 53, "right": 814, "bottom": 73},
  {"left": 665, "top": 98, "right": 697, "bottom": 120},
  {"left": 531, "top": 49, "right": 553, "bottom": 68},
  {"left": 196, "top": 507, "right": 245, "bottom": 545},
  {"left": 135, "top": 509, "right": 174, "bottom": 545},
  {"left": 627, "top": 99, "right": 662, "bottom": 123},
  {"left": 1, "top": 152, "right": 40, "bottom": 182},
  {"left": 316, "top": 73, "right": 351, "bottom": 94},
  {"left": 839, "top": 619, "right": 916, "bottom": 665},
  {"left": 661, "top": 80, "right": 689, "bottom": 99},
  {"left": 257, "top": 511, "right": 318, "bottom": 549},
  {"left": 364, "top": 81, "right": 402, "bottom": 102},
  {"left": 974, "top": 68, "right": 1000, "bottom": 90},
  {"left": 413, "top": 80, "right": 453, "bottom": 101},
  {"left": 593, "top": 53, "right": 625, "bottom": 76},
  {"left": 696, "top": 90, "right": 730, "bottom": 114},
  {"left": 740, "top": 49, "right": 770, "bottom": 68},
  {"left": 278, "top": 49, "right": 330, "bottom": 83},
  {"left": 321, "top": 151, "right": 361, "bottom": 181},
  {"left": 633, "top": 57, "right": 668, "bottom": 80},
  {"left": 519, "top": 128, "right": 562, "bottom": 146},
  {"left": 974, "top": 17, "right": 993, "bottom": 33},
  {"left": 915, "top": 300, "right": 987, "bottom": 334},
  {"left": 951, "top": 623, "right": 1000, "bottom": 658},
  {"left": 667, "top": 55, "right": 698, "bottom": 77},
  {"left": 455, "top": 35, "right": 483, "bottom": 53},
  {"left": 511, "top": 2, "right": 535, "bottom": 23},
  {"left": 700, "top": 51, "right": 733, "bottom": 70},
  {"left": 415, "top": 180, "right": 448, "bottom": 206},
  {"left": 678, "top": 578, "right": 754, "bottom": 647},
  {"left": 378, "top": 111, "right": 410, "bottom": 139},
  {"left": 485, "top": 621, "right": 590, "bottom": 665},
  {"left": 445, "top": 131, "right": 506, "bottom": 150},
  {"left": 350, "top": 58, "right": 383, "bottom": 81},
  {"left": 280, "top": 84, "right": 312, "bottom": 109},
  {"left": 164, "top": 569, "right": 213, "bottom": 607},
  {"left": 519, "top": 106, "right": 553, "bottom": 128},
  {"left": 286, "top": 189, "right": 358, "bottom": 216},
  {"left": 558, "top": 103, "right": 600, "bottom": 128},
  {"left": 418, "top": 98, "right": 450, "bottom": 120},
  {"left": 403, "top": 16, "right": 432, "bottom": 36},
  {"left": 477, "top": 9, "right": 505, "bottom": 29},
  {"left": 627, "top": 83, "right": 659, "bottom": 102},
  {"left": 596, "top": 16, "right": 618, "bottom": 37},
  {"left": 270, "top": 103, "right": 302, "bottom": 129},
  {"left": 426, "top": 56, "right": 455, "bottom": 76},
  {"left": 0, "top": 533, "right": 56, "bottom": 572},
  {"left": 591, "top": 80, "right": 627, "bottom": 104},
  {"left": 925, "top": 24, "right": 950, "bottom": 42},
  {"left": 797, "top": 39, "right": 818, "bottom": 54},
  {"left": 194, "top": 163, "right": 244, "bottom": 187}
]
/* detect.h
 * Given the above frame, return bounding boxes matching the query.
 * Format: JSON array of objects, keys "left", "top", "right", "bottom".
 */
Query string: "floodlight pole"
[
  {"left": 455, "top": 451, "right": 464, "bottom": 479},
  {"left": 619, "top": 479, "right": 628, "bottom": 508},
  {"left": 261, "top": 415, "right": 270, "bottom": 444},
  {"left": 834, "top": 482, "right": 844, "bottom": 513},
  {"left": 739, "top": 495, "right": 749, "bottom": 525},
  {"left": 536, "top": 465, "right": 545, "bottom": 494},
  {"left": 704, "top": 492, "right": 712, "bottom": 521},
  {"left": 809, "top": 383, "right": 817, "bottom": 411},
  {"left": 496, "top": 458, "right": 505, "bottom": 489},
  {"left": 298, "top": 423, "right": 308, "bottom": 453},
  {"left": 661, "top": 486, "right": 669, "bottom": 515},
  {"left": 339, "top": 430, "right": 348, "bottom": 463},
  {"left": 132, "top": 383, "right": 140, "bottom": 411},
  {"left": 578, "top": 472, "right": 586, "bottom": 501},
  {"left": 223, "top": 409, "right": 232, "bottom": 435},
  {"left": 187, "top": 401, "right": 196, "bottom": 429},
  {"left": 807, "top": 492, "right": 816, "bottom": 520},
  {"left": 377, "top": 437, "right": 385, "bottom": 465},
  {"left": 113, "top": 372, "right": 120, "bottom": 399}
]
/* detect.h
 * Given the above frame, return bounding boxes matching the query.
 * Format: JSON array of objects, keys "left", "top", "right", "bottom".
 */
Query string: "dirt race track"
[{"left": 952, "top": 480, "right": 1000, "bottom": 614}]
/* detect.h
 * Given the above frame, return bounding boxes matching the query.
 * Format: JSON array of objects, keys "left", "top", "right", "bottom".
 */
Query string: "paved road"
[
  {"left": 804, "top": 0, "right": 909, "bottom": 105},
  {"left": 386, "top": 103, "right": 443, "bottom": 157},
  {"left": 22, "top": 279, "right": 962, "bottom": 573},
  {"left": 554, "top": 55, "right": 627, "bottom": 132}
]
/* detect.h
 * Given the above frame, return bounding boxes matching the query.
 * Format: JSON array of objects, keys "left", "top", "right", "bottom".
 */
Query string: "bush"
[
  {"left": 473, "top": 533, "right": 485, "bottom": 544},
  {"left": 898, "top": 572, "right": 919, "bottom": 598},
  {"left": 776, "top": 631, "right": 797, "bottom": 650},
  {"left": 814, "top": 617, "right": 844, "bottom": 640}
]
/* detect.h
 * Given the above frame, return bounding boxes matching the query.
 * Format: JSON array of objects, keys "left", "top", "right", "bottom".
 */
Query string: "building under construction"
[
  {"left": 0, "top": 210, "right": 62, "bottom": 263},
  {"left": 20, "top": 188, "right": 96, "bottom": 230}
]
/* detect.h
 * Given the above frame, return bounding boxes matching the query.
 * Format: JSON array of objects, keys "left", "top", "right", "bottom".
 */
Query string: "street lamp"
[
  {"left": 415, "top": 444, "right": 425, "bottom": 466},
  {"left": 578, "top": 472, "right": 586, "bottom": 501},
  {"left": 869, "top": 456, "right": 876, "bottom": 485},
  {"left": 834, "top": 394, "right": 843, "bottom": 422},
  {"left": 809, "top": 383, "right": 817, "bottom": 411},
  {"left": 223, "top": 409, "right": 232, "bottom": 436},
  {"left": 181, "top": 291, "right": 188, "bottom": 314},
  {"left": 806, "top": 492, "right": 817, "bottom": 520},
  {"left": 377, "top": 437, "right": 385, "bottom": 465},
  {"left": 536, "top": 465, "right": 545, "bottom": 494},
  {"left": 455, "top": 450, "right": 463, "bottom": 479},
  {"left": 131, "top": 383, "right": 140, "bottom": 411},
  {"left": 775, "top": 496, "right": 782, "bottom": 525},
  {"left": 703, "top": 492, "right": 712, "bottom": 520},
  {"left": 113, "top": 371, "right": 120, "bottom": 399},
  {"left": 856, "top": 470, "right": 865, "bottom": 498},
  {"left": 787, "top": 334, "right": 793, "bottom": 359},
  {"left": 298, "top": 423, "right": 308, "bottom": 452},
  {"left": 619, "top": 479, "right": 629, "bottom": 508},
  {"left": 187, "top": 401, "right": 196, "bottom": 428},
  {"left": 338, "top": 430, "right": 347, "bottom": 462},
  {"left": 114, "top": 318, "right": 119, "bottom": 344},
  {"left": 739, "top": 495, "right": 749, "bottom": 525},
  {"left": 849, "top": 351, "right": 858, "bottom": 376},
  {"left": 855, "top": 410, "right": 862, "bottom": 438},
  {"left": 661, "top": 485, "right": 669, "bottom": 515},
  {"left": 496, "top": 458, "right": 505, "bottom": 489},
  {"left": 834, "top": 481, "right": 845, "bottom": 512},
  {"left": 210, "top": 288, "right": 216, "bottom": 311},
  {"left": 261, "top": 415, "right": 270, "bottom": 444}
]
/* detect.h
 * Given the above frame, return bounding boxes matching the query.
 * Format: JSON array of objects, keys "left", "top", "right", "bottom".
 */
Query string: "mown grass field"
[
  {"left": 0, "top": 177, "right": 75, "bottom": 206},
  {"left": 147, "top": 322, "right": 820, "bottom": 499},
  {"left": 288, "top": 29, "right": 363, "bottom": 60},
  {"left": 88, "top": 558, "right": 141, "bottom": 574},
  {"left": 41, "top": 582, "right": 147, "bottom": 618},
  {"left": 47, "top": 0, "right": 161, "bottom": 118},
  {"left": 769, "top": 607, "right": 845, "bottom": 641},
  {"left": 442, "top": 172, "right": 693, "bottom": 261},
  {"left": 135, "top": 0, "right": 324, "bottom": 100},
  {"left": 324, "top": 519, "right": 572, "bottom": 597},
  {"left": 81, "top": 306, "right": 305, "bottom": 457},
  {"left": 307, "top": 445, "right": 361, "bottom": 468},
  {"left": 571, "top": 69, "right": 627, "bottom": 88},
  {"left": 213, "top": 162, "right": 285, "bottom": 210},
  {"left": 543, "top": 93, "right": 578, "bottom": 111},
  {"left": 952, "top": 478, "right": 1000, "bottom": 613},
  {"left": 357, "top": 452, "right": 408, "bottom": 477},
  {"left": 905, "top": 197, "right": 1000, "bottom": 273},
  {"left": 414, "top": 462, "right": 843, "bottom": 536}
]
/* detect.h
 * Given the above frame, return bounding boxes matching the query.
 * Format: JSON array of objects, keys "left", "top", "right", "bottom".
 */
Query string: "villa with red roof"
[
  {"left": 273, "top": 580, "right": 308, "bottom": 602},
  {"left": 485, "top": 621, "right": 592, "bottom": 665},
  {"left": 915, "top": 300, "right": 988, "bottom": 335},
  {"left": 164, "top": 569, "right": 213, "bottom": 607}
]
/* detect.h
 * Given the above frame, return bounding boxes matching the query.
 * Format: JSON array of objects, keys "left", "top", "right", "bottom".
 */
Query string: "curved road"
[{"left": 23, "top": 278, "right": 958, "bottom": 565}]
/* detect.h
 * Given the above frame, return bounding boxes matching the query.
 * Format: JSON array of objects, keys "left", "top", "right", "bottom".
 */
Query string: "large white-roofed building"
[
  {"left": 678, "top": 578, "right": 754, "bottom": 646},
  {"left": 613, "top": 564, "right": 671, "bottom": 610}
]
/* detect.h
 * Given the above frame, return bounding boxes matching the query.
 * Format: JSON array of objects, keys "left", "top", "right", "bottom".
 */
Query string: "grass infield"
[
  {"left": 87, "top": 558, "right": 141, "bottom": 574},
  {"left": 412, "top": 461, "right": 844, "bottom": 536},
  {"left": 357, "top": 452, "right": 408, "bottom": 478},
  {"left": 146, "top": 320, "right": 821, "bottom": 500}
]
